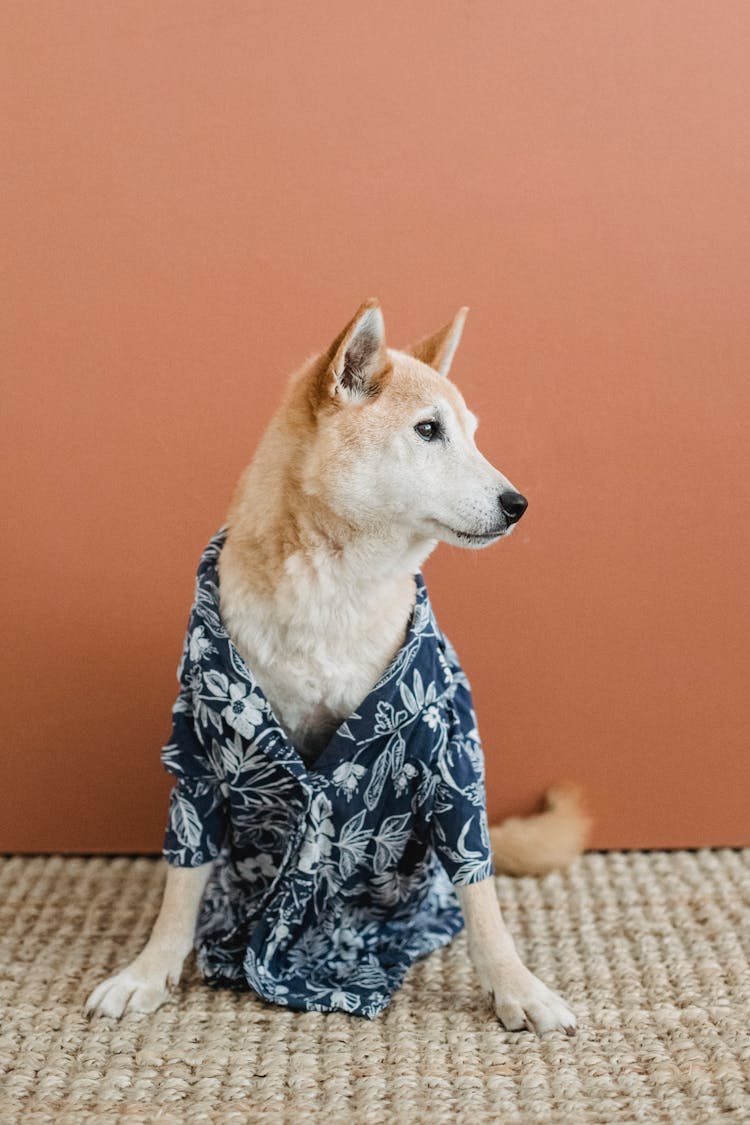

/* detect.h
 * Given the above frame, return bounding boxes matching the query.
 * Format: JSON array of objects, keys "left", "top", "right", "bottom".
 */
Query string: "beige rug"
[{"left": 0, "top": 851, "right": 748, "bottom": 1124}]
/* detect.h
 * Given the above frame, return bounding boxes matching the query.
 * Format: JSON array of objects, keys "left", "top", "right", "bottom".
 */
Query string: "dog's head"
[{"left": 294, "top": 300, "right": 527, "bottom": 549}]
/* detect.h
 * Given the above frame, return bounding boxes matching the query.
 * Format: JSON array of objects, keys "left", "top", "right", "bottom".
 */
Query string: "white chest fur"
[{"left": 218, "top": 540, "right": 422, "bottom": 762}]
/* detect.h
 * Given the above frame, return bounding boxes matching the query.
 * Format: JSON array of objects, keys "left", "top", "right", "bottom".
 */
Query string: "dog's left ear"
[
  {"left": 406, "top": 307, "right": 469, "bottom": 377},
  {"left": 325, "top": 299, "right": 388, "bottom": 402}
]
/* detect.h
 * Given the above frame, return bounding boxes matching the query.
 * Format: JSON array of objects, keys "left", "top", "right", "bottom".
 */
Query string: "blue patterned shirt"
[{"left": 161, "top": 529, "right": 493, "bottom": 1018}]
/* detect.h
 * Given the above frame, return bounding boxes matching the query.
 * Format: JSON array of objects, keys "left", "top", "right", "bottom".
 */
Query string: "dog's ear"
[
  {"left": 325, "top": 299, "right": 388, "bottom": 402},
  {"left": 406, "top": 307, "right": 469, "bottom": 377}
]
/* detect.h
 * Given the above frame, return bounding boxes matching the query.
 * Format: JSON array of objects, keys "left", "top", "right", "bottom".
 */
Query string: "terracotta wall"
[{"left": 3, "top": 1, "right": 749, "bottom": 852}]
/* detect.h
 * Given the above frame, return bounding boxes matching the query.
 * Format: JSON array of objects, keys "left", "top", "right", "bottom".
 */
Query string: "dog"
[{"left": 85, "top": 301, "right": 587, "bottom": 1031}]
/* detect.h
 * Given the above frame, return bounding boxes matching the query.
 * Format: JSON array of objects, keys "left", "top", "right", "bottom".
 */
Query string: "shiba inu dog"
[{"left": 85, "top": 301, "right": 588, "bottom": 1032}]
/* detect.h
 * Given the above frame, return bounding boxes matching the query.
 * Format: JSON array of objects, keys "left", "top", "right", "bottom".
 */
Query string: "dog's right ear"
[
  {"left": 406, "top": 307, "right": 468, "bottom": 377},
  {"left": 323, "top": 299, "right": 388, "bottom": 402}
]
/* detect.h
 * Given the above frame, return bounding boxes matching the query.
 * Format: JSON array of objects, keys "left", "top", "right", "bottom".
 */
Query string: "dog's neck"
[
  {"left": 219, "top": 484, "right": 435, "bottom": 653},
  {"left": 263, "top": 502, "right": 433, "bottom": 603},
  {"left": 217, "top": 434, "right": 437, "bottom": 758}
]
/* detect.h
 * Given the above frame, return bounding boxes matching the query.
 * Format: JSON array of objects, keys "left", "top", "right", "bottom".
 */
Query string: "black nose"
[{"left": 499, "top": 490, "right": 528, "bottom": 524}]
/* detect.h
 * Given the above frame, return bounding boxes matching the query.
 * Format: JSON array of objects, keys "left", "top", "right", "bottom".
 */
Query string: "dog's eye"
[{"left": 414, "top": 420, "right": 439, "bottom": 442}]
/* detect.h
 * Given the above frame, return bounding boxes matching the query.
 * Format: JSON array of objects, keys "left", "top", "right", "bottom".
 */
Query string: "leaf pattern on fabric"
[
  {"left": 171, "top": 791, "right": 204, "bottom": 848},
  {"left": 336, "top": 809, "right": 371, "bottom": 879},
  {"left": 161, "top": 528, "right": 493, "bottom": 1020},
  {"left": 373, "top": 813, "right": 412, "bottom": 873}
]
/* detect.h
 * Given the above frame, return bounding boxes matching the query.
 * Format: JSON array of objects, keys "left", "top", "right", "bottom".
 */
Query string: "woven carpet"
[{"left": 0, "top": 851, "right": 748, "bottom": 1124}]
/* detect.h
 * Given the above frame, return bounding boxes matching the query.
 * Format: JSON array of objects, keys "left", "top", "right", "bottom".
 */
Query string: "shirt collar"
[{"left": 186, "top": 527, "right": 455, "bottom": 777}]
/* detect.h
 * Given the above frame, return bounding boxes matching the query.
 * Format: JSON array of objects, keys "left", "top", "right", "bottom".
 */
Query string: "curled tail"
[{"left": 489, "top": 783, "right": 592, "bottom": 877}]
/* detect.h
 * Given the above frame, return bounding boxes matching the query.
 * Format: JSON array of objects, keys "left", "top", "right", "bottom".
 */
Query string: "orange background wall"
[{"left": 3, "top": 2, "right": 749, "bottom": 852}]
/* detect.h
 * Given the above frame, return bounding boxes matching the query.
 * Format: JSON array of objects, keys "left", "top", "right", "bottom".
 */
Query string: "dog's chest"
[{"left": 220, "top": 571, "right": 415, "bottom": 763}]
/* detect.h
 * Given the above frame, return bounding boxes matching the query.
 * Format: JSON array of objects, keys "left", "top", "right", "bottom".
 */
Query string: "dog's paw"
[
  {"left": 84, "top": 953, "right": 183, "bottom": 1020},
  {"left": 485, "top": 965, "right": 576, "bottom": 1036}
]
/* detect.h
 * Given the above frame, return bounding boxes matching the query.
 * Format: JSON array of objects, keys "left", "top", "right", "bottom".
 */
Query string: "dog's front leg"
[
  {"left": 84, "top": 860, "right": 213, "bottom": 1020},
  {"left": 456, "top": 876, "right": 576, "bottom": 1035}
]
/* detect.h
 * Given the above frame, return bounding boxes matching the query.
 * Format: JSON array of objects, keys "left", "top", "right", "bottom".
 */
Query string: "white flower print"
[
  {"left": 423, "top": 703, "right": 441, "bottom": 730},
  {"left": 188, "top": 624, "right": 214, "bottom": 662},
  {"left": 394, "top": 761, "right": 418, "bottom": 796},
  {"left": 221, "top": 682, "right": 265, "bottom": 738},
  {"left": 335, "top": 926, "right": 365, "bottom": 962},
  {"left": 332, "top": 761, "right": 366, "bottom": 801},
  {"left": 236, "top": 852, "right": 277, "bottom": 883}
]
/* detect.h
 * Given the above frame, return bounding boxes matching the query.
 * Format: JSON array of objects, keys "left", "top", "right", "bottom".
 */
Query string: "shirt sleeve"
[
  {"left": 430, "top": 642, "right": 494, "bottom": 885},
  {"left": 160, "top": 682, "right": 229, "bottom": 868}
]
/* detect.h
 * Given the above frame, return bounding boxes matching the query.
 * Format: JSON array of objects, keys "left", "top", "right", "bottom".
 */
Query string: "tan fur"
[
  {"left": 407, "top": 306, "right": 468, "bottom": 376},
  {"left": 490, "top": 784, "right": 592, "bottom": 877}
]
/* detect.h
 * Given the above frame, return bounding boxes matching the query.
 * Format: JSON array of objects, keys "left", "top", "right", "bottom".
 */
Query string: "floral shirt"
[{"left": 161, "top": 528, "right": 493, "bottom": 1019}]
